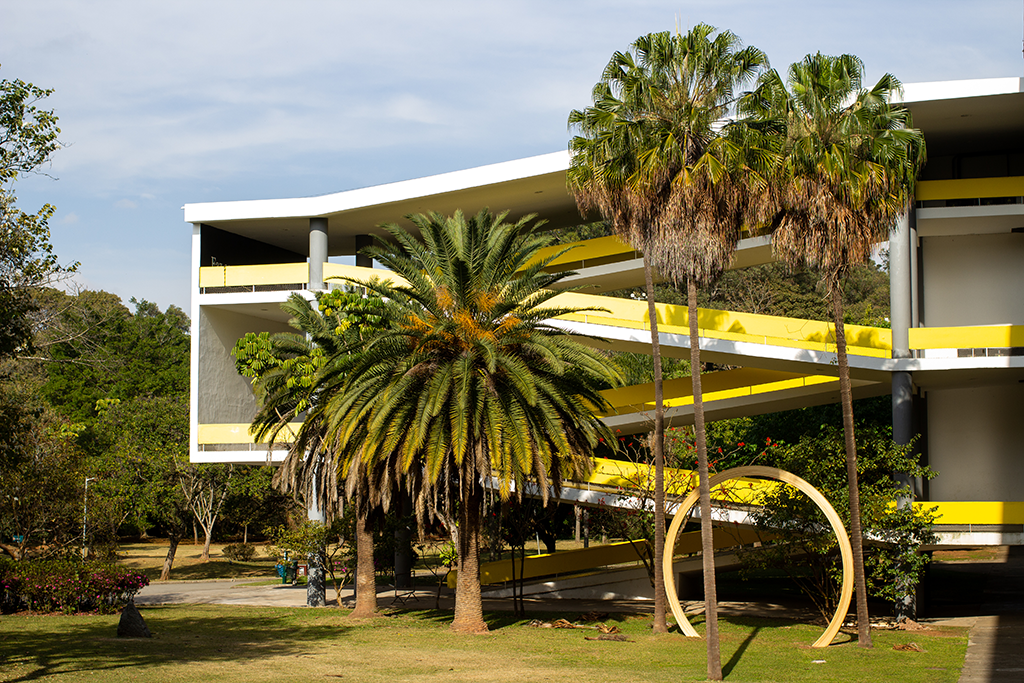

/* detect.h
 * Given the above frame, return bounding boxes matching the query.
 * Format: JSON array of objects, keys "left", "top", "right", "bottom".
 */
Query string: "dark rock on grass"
[{"left": 118, "top": 601, "right": 152, "bottom": 638}]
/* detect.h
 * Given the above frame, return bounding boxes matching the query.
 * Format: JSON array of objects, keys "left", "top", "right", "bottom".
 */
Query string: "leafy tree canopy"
[{"left": 1, "top": 67, "right": 73, "bottom": 360}]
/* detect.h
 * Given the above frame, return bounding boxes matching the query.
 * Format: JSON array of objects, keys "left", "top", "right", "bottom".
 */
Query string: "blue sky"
[{"left": 2, "top": 1, "right": 1021, "bottom": 312}]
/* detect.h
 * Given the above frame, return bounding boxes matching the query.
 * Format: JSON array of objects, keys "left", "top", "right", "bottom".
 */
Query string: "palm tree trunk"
[
  {"left": 689, "top": 278, "right": 722, "bottom": 681},
  {"left": 642, "top": 256, "right": 668, "bottom": 634},
  {"left": 349, "top": 502, "right": 378, "bottom": 619},
  {"left": 451, "top": 480, "right": 488, "bottom": 634},
  {"left": 830, "top": 284, "right": 873, "bottom": 648}
]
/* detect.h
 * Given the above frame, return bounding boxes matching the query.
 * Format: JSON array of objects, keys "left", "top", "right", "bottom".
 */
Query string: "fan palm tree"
[
  {"left": 233, "top": 290, "right": 389, "bottom": 618},
  {"left": 568, "top": 27, "right": 770, "bottom": 677},
  {"left": 326, "top": 208, "right": 621, "bottom": 633},
  {"left": 743, "top": 53, "right": 925, "bottom": 647}
]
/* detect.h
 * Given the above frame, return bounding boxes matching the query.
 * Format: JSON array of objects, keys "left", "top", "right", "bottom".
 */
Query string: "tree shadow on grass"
[
  {"left": 722, "top": 624, "right": 761, "bottom": 677},
  {"left": 0, "top": 605, "right": 353, "bottom": 682},
  {"left": 393, "top": 607, "right": 637, "bottom": 632}
]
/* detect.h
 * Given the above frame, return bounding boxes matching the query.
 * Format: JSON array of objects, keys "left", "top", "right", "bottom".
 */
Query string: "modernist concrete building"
[{"left": 185, "top": 76, "right": 1024, "bottom": 548}]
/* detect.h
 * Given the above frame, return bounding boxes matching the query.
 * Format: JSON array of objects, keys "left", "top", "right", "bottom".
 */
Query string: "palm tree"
[
  {"left": 326, "top": 209, "right": 621, "bottom": 633},
  {"left": 233, "top": 290, "right": 388, "bottom": 618},
  {"left": 743, "top": 53, "right": 925, "bottom": 647},
  {"left": 568, "top": 27, "right": 769, "bottom": 678}
]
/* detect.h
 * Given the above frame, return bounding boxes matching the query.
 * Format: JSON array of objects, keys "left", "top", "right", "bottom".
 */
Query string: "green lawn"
[{"left": 0, "top": 604, "right": 966, "bottom": 683}]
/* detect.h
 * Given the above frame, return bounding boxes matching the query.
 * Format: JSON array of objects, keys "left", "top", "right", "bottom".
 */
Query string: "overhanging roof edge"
[{"left": 184, "top": 150, "right": 570, "bottom": 224}]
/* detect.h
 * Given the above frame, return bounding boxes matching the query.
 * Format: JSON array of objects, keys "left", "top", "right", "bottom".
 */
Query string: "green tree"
[
  {"left": 1, "top": 67, "right": 71, "bottom": 361},
  {"left": 744, "top": 53, "right": 925, "bottom": 646},
  {"left": 748, "top": 426, "right": 936, "bottom": 620},
  {"left": 568, "top": 27, "right": 769, "bottom": 674},
  {"left": 329, "top": 209, "right": 621, "bottom": 633},
  {"left": 234, "top": 289, "right": 390, "bottom": 616},
  {"left": 91, "top": 394, "right": 199, "bottom": 578},
  {"left": 222, "top": 466, "right": 294, "bottom": 544},
  {"left": 40, "top": 293, "right": 189, "bottom": 424},
  {"left": 0, "top": 407, "right": 85, "bottom": 560}
]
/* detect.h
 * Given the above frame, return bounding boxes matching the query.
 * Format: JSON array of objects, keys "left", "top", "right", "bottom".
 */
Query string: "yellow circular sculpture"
[{"left": 662, "top": 465, "right": 854, "bottom": 648}]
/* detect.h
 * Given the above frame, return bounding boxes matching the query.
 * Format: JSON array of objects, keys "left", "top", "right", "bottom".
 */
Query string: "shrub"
[
  {"left": 222, "top": 543, "right": 256, "bottom": 562},
  {"left": 0, "top": 557, "right": 149, "bottom": 614}
]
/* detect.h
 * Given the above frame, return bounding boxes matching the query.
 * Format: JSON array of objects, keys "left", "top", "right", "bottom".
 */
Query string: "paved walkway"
[{"left": 927, "top": 547, "right": 1024, "bottom": 683}]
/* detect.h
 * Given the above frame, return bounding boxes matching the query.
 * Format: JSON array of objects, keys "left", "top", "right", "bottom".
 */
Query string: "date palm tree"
[
  {"left": 743, "top": 53, "right": 925, "bottom": 647},
  {"left": 326, "top": 209, "right": 621, "bottom": 633},
  {"left": 569, "top": 27, "right": 769, "bottom": 678}
]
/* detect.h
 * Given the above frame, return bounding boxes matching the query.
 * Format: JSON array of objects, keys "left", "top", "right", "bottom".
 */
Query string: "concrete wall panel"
[
  {"left": 198, "top": 307, "right": 292, "bottom": 425},
  {"left": 921, "top": 233, "right": 1024, "bottom": 326},
  {"left": 927, "top": 384, "right": 1024, "bottom": 502}
]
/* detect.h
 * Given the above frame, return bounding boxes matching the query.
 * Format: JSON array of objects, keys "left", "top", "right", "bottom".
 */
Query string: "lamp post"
[{"left": 82, "top": 477, "right": 96, "bottom": 558}]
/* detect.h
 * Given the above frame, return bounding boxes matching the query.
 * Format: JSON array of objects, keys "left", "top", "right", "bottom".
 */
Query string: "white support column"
[
  {"left": 309, "top": 217, "right": 328, "bottom": 290},
  {"left": 190, "top": 223, "right": 202, "bottom": 463}
]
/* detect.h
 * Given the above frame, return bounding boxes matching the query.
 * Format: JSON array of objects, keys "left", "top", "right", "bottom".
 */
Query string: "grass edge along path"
[{"left": 0, "top": 604, "right": 966, "bottom": 682}]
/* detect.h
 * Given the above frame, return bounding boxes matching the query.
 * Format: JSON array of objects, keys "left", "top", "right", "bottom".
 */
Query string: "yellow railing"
[
  {"left": 600, "top": 368, "right": 837, "bottom": 415},
  {"left": 197, "top": 260, "right": 892, "bottom": 356},
  {"left": 909, "top": 325, "right": 1024, "bottom": 350},
  {"left": 531, "top": 235, "right": 639, "bottom": 269},
  {"left": 917, "top": 176, "right": 1024, "bottom": 202},
  {"left": 572, "top": 457, "right": 779, "bottom": 504},
  {"left": 553, "top": 290, "right": 892, "bottom": 356},
  {"left": 199, "top": 263, "right": 309, "bottom": 288},
  {"left": 197, "top": 423, "right": 301, "bottom": 445},
  {"left": 916, "top": 501, "right": 1024, "bottom": 525}
]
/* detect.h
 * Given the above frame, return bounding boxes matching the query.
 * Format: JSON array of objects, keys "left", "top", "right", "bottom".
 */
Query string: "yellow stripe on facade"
[
  {"left": 909, "top": 325, "right": 1024, "bottom": 350},
  {"left": 916, "top": 501, "right": 1024, "bottom": 525},
  {"left": 916, "top": 176, "right": 1024, "bottom": 201}
]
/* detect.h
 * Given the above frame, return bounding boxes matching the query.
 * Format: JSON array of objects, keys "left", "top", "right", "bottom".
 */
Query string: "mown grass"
[
  {"left": 0, "top": 604, "right": 966, "bottom": 683},
  {"left": 118, "top": 540, "right": 280, "bottom": 582}
]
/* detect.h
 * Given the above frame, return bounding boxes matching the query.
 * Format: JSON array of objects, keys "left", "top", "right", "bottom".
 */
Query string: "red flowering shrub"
[{"left": 0, "top": 557, "right": 149, "bottom": 614}]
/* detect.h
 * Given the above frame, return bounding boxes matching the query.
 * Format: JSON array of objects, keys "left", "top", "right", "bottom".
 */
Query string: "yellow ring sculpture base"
[{"left": 662, "top": 465, "right": 854, "bottom": 648}]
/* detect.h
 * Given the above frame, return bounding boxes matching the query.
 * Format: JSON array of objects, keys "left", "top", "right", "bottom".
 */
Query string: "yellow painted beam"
[
  {"left": 916, "top": 501, "right": 1024, "bottom": 525},
  {"left": 916, "top": 176, "right": 1024, "bottom": 202},
  {"left": 197, "top": 423, "right": 300, "bottom": 445},
  {"left": 909, "top": 325, "right": 1024, "bottom": 350}
]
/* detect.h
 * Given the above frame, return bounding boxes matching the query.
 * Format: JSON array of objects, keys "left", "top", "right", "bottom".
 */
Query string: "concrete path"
[
  {"left": 136, "top": 579, "right": 317, "bottom": 607},
  {"left": 926, "top": 546, "right": 1024, "bottom": 683}
]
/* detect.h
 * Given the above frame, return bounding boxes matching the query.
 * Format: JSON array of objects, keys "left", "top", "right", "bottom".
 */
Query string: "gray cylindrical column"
[
  {"left": 909, "top": 210, "right": 920, "bottom": 328},
  {"left": 890, "top": 210, "right": 919, "bottom": 622},
  {"left": 890, "top": 211, "right": 912, "bottom": 359},
  {"left": 890, "top": 209, "right": 916, "bottom": 492},
  {"left": 309, "top": 217, "right": 328, "bottom": 290}
]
